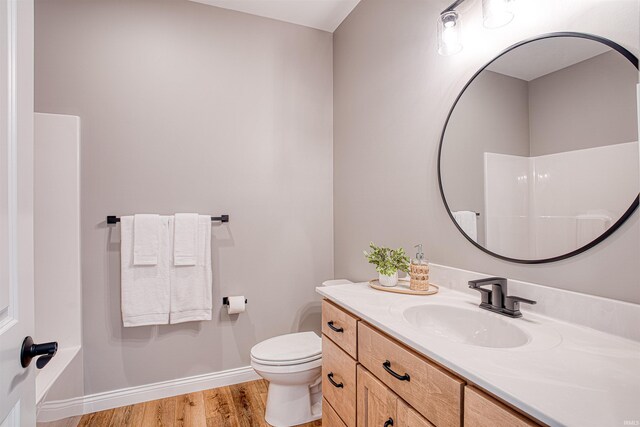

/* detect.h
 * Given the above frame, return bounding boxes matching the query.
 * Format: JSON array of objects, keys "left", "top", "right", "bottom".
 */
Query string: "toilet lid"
[{"left": 251, "top": 332, "right": 321, "bottom": 364}]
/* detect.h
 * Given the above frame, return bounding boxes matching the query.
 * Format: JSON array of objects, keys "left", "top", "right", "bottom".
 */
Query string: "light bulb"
[
  {"left": 482, "top": 0, "right": 514, "bottom": 29},
  {"left": 437, "top": 11, "right": 462, "bottom": 56}
]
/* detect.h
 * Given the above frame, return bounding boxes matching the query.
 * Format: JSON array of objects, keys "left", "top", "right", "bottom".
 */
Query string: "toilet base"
[{"left": 264, "top": 381, "right": 322, "bottom": 427}]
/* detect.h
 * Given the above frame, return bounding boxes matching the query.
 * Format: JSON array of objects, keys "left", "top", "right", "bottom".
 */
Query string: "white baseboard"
[{"left": 37, "top": 365, "right": 260, "bottom": 423}]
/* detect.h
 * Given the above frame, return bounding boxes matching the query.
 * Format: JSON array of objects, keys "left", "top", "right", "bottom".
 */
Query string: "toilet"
[{"left": 250, "top": 279, "right": 353, "bottom": 427}]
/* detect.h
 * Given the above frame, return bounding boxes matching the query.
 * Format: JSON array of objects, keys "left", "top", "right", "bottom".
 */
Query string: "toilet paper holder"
[{"left": 223, "top": 297, "right": 248, "bottom": 305}]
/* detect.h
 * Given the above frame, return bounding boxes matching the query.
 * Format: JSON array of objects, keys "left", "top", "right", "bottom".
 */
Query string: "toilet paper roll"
[{"left": 226, "top": 296, "right": 246, "bottom": 314}]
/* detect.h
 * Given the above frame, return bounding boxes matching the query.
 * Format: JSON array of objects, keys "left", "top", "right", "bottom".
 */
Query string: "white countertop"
[{"left": 316, "top": 283, "right": 640, "bottom": 427}]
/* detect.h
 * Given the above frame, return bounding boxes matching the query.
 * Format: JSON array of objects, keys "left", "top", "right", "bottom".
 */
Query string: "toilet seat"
[
  {"left": 251, "top": 356, "right": 322, "bottom": 375},
  {"left": 251, "top": 352, "right": 322, "bottom": 366},
  {"left": 250, "top": 332, "right": 321, "bottom": 367}
]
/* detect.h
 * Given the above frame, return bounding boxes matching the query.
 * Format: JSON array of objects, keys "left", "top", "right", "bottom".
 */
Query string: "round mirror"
[{"left": 438, "top": 32, "right": 639, "bottom": 263}]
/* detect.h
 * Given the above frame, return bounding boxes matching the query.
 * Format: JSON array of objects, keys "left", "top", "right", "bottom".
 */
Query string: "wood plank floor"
[{"left": 68, "top": 380, "right": 322, "bottom": 427}]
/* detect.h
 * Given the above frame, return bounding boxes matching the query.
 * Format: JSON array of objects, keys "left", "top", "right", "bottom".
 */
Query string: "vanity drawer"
[
  {"left": 464, "top": 387, "right": 540, "bottom": 427},
  {"left": 322, "top": 335, "right": 357, "bottom": 427},
  {"left": 357, "top": 322, "right": 464, "bottom": 427},
  {"left": 323, "top": 398, "right": 347, "bottom": 427},
  {"left": 322, "top": 300, "right": 358, "bottom": 358}
]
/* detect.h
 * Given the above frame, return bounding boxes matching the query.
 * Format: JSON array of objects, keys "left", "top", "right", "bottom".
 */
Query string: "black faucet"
[
  {"left": 468, "top": 277, "right": 507, "bottom": 311},
  {"left": 468, "top": 277, "right": 536, "bottom": 318}
]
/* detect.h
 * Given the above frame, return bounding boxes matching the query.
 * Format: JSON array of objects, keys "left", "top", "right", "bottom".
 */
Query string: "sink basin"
[{"left": 403, "top": 304, "right": 530, "bottom": 348}]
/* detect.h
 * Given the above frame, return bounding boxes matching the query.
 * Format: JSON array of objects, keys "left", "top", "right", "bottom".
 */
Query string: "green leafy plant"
[{"left": 363, "top": 243, "right": 410, "bottom": 276}]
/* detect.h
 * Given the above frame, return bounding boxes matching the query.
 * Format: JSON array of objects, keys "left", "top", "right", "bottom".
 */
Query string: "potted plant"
[{"left": 364, "top": 243, "right": 410, "bottom": 287}]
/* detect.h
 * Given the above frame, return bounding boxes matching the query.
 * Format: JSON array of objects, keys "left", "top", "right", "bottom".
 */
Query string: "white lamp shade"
[{"left": 438, "top": 11, "right": 462, "bottom": 56}]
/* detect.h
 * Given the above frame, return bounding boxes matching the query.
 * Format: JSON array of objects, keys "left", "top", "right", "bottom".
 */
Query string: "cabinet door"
[
  {"left": 323, "top": 398, "right": 347, "bottom": 427},
  {"left": 397, "top": 400, "right": 435, "bottom": 427},
  {"left": 357, "top": 366, "right": 397, "bottom": 427},
  {"left": 323, "top": 335, "right": 357, "bottom": 426}
]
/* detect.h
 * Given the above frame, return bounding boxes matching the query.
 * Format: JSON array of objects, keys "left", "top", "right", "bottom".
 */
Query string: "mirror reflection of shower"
[
  {"left": 440, "top": 35, "right": 639, "bottom": 261},
  {"left": 483, "top": 142, "right": 637, "bottom": 259}
]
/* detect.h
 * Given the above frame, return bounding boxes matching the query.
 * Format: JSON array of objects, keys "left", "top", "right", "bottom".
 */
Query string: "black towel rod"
[{"left": 107, "top": 215, "right": 229, "bottom": 224}]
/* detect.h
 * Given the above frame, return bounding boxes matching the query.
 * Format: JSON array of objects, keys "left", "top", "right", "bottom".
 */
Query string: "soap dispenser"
[{"left": 410, "top": 244, "right": 430, "bottom": 291}]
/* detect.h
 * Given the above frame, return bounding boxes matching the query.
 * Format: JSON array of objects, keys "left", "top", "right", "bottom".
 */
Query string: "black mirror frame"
[{"left": 437, "top": 32, "right": 639, "bottom": 264}]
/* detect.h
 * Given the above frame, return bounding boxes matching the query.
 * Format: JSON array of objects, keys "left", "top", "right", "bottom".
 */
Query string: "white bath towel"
[
  {"left": 133, "top": 214, "right": 160, "bottom": 265},
  {"left": 121, "top": 216, "right": 171, "bottom": 327},
  {"left": 453, "top": 211, "right": 478, "bottom": 242},
  {"left": 174, "top": 213, "right": 199, "bottom": 266},
  {"left": 169, "top": 215, "right": 212, "bottom": 324}
]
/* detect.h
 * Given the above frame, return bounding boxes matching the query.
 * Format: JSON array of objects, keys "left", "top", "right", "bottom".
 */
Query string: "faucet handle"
[
  {"left": 504, "top": 295, "right": 536, "bottom": 317},
  {"left": 506, "top": 296, "right": 536, "bottom": 305},
  {"left": 470, "top": 287, "right": 492, "bottom": 306}
]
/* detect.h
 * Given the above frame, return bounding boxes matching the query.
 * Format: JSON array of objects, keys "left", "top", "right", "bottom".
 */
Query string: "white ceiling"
[
  {"left": 487, "top": 38, "right": 612, "bottom": 81},
  {"left": 189, "top": 0, "right": 361, "bottom": 32}
]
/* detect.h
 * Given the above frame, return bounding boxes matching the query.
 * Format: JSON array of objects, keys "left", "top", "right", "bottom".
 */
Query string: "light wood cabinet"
[
  {"left": 323, "top": 336, "right": 358, "bottom": 427},
  {"left": 323, "top": 398, "right": 347, "bottom": 427},
  {"left": 358, "top": 322, "right": 464, "bottom": 427},
  {"left": 464, "top": 387, "right": 539, "bottom": 427},
  {"left": 398, "top": 400, "right": 436, "bottom": 427},
  {"left": 322, "top": 300, "right": 359, "bottom": 359},
  {"left": 357, "top": 366, "right": 397, "bottom": 427},
  {"left": 357, "top": 366, "right": 435, "bottom": 427},
  {"left": 321, "top": 299, "right": 542, "bottom": 427}
]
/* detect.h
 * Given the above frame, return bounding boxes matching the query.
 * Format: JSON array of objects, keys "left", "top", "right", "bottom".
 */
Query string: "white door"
[{"left": 0, "top": 0, "right": 35, "bottom": 425}]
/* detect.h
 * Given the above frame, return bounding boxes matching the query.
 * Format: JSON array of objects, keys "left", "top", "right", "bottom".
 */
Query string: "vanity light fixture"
[
  {"left": 437, "top": 0, "right": 516, "bottom": 56},
  {"left": 437, "top": 10, "right": 462, "bottom": 56}
]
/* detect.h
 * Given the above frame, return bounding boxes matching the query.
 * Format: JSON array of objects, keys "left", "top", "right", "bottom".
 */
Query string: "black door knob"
[{"left": 20, "top": 336, "right": 58, "bottom": 369}]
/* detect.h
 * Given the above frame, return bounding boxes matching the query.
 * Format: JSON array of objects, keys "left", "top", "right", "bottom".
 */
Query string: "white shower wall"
[
  {"left": 485, "top": 141, "right": 639, "bottom": 259},
  {"left": 34, "top": 113, "right": 83, "bottom": 411},
  {"left": 484, "top": 153, "right": 530, "bottom": 258}
]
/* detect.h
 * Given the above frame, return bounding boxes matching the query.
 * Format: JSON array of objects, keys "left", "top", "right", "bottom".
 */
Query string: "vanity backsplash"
[{"left": 429, "top": 264, "right": 640, "bottom": 342}]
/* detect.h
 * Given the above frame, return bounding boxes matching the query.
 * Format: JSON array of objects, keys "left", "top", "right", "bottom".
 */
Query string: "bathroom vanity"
[
  {"left": 320, "top": 298, "right": 535, "bottom": 427},
  {"left": 317, "top": 282, "right": 640, "bottom": 427}
]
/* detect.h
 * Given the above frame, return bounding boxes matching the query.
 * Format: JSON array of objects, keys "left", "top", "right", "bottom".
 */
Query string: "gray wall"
[
  {"left": 440, "top": 70, "right": 530, "bottom": 245},
  {"left": 334, "top": 0, "right": 640, "bottom": 304},
  {"left": 35, "top": 0, "right": 333, "bottom": 395},
  {"left": 529, "top": 50, "right": 639, "bottom": 155}
]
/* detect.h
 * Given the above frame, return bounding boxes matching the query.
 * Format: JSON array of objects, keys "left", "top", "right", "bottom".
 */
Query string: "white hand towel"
[
  {"left": 121, "top": 216, "right": 171, "bottom": 327},
  {"left": 133, "top": 214, "right": 160, "bottom": 265},
  {"left": 169, "top": 215, "right": 212, "bottom": 324},
  {"left": 174, "top": 213, "right": 199, "bottom": 266},
  {"left": 453, "top": 211, "right": 478, "bottom": 242}
]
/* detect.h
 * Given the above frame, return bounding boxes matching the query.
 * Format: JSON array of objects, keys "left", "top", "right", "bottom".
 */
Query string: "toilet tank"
[
  {"left": 298, "top": 280, "right": 353, "bottom": 336},
  {"left": 321, "top": 279, "right": 353, "bottom": 287}
]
